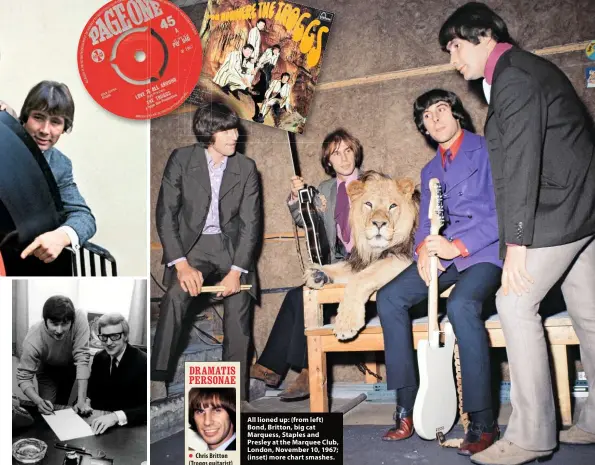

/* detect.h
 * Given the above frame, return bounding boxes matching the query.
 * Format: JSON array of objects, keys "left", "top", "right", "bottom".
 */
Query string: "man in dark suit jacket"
[
  {"left": 86, "top": 313, "right": 147, "bottom": 435},
  {"left": 440, "top": 3, "right": 595, "bottom": 464},
  {"left": 152, "top": 102, "right": 261, "bottom": 403}
]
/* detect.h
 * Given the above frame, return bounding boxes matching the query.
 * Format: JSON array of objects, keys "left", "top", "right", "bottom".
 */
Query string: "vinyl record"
[{"left": 77, "top": 0, "right": 202, "bottom": 119}]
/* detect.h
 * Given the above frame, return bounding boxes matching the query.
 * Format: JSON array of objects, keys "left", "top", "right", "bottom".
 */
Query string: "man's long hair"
[
  {"left": 320, "top": 128, "right": 364, "bottom": 177},
  {"left": 193, "top": 102, "right": 240, "bottom": 148},
  {"left": 19, "top": 81, "right": 75, "bottom": 133},
  {"left": 439, "top": 2, "right": 518, "bottom": 51},
  {"left": 413, "top": 89, "right": 475, "bottom": 145},
  {"left": 187, "top": 388, "right": 236, "bottom": 433}
]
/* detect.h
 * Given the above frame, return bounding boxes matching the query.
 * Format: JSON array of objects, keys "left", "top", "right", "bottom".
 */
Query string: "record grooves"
[{"left": 78, "top": 0, "right": 202, "bottom": 119}]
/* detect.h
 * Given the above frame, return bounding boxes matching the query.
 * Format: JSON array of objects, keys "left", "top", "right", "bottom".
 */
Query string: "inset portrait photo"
[{"left": 187, "top": 387, "right": 237, "bottom": 452}]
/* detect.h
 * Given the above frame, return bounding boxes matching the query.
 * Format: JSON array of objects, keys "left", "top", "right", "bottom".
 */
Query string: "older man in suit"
[
  {"left": 152, "top": 102, "right": 261, "bottom": 406},
  {"left": 0, "top": 81, "right": 96, "bottom": 276},
  {"left": 86, "top": 313, "right": 146, "bottom": 435},
  {"left": 440, "top": 3, "right": 595, "bottom": 464},
  {"left": 250, "top": 128, "right": 363, "bottom": 400}
]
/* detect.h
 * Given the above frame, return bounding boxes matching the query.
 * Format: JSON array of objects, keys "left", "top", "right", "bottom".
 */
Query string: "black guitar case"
[{"left": 0, "top": 111, "right": 72, "bottom": 276}]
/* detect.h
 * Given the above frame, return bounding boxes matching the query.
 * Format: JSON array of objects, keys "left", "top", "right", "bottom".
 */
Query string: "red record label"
[{"left": 77, "top": 0, "right": 202, "bottom": 119}]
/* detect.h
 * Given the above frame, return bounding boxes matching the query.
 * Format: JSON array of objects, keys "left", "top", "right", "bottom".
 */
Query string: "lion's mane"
[{"left": 347, "top": 171, "right": 421, "bottom": 272}]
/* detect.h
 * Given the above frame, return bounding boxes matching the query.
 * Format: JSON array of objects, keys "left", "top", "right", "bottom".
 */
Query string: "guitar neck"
[
  {"left": 428, "top": 256, "right": 439, "bottom": 334},
  {"left": 427, "top": 224, "right": 440, "bottom": 335},
  {"left": 287, "top": 132, "right": 301, "bottom": 178},
  {"left": 426, "top": 178, "right": 444, "bottom": 339}
]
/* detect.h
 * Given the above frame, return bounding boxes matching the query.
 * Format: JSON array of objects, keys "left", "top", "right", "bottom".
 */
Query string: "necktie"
[
  {"left": 443, "top": 149, "right": 453, "bottom": 172},
  {"left": 335, "top": 182, "right": 351, "bottom": 243},
  {"left": 110, "top": 357, "right": 117, "bottom": 376}
]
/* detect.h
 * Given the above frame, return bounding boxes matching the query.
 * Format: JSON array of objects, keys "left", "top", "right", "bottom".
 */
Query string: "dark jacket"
[
  {"left": 485, "top": 47, "right": 595, "bottom": 257},
  {"left": 87, "top": 344, "right": 147, "bottom": 426},
  {"left": 156, "top": 145, "right": 262, "bottom": 297}
]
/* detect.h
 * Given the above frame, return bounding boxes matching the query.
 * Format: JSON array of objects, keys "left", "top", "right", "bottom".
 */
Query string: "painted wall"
[{"left": 150, "top": 0, "right": 595, "bottom": 381}]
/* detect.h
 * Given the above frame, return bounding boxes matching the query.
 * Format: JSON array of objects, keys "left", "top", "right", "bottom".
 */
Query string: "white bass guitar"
[{"left": 413, "top": 178, "right": 458, "bottom": 441}]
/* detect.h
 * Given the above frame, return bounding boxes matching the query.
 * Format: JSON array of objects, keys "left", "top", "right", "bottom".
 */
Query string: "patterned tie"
[
  {"left": 443, "top": 149, "right": 453, "bottom": 172},
  {"left": 111, "top": 357, "right": 117, "bottom": 376},
  {"left": 335, "top": 181, "right": 351, "bottom": 243}
]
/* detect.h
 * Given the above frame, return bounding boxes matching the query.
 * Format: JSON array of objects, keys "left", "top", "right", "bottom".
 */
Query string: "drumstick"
[{"left": 201, "top": 285, "right": 252, "bottom": 293}]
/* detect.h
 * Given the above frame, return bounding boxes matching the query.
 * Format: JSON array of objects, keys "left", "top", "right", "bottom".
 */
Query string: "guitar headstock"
[{"left": 428, "top": 178, "right": 444, "bottom": 235}]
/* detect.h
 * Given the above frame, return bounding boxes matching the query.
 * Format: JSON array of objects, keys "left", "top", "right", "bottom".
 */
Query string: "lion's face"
[{"left": 347, "top": 172, "right": 418, "bottom": 265}]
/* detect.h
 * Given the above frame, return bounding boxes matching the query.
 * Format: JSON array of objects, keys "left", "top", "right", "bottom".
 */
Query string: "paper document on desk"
[{"left": 42, "top": 408, "right": 95, "bottom": 441}]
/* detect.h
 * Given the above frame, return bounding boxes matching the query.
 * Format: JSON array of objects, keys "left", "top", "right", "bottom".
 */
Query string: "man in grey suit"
[
  {"left": 0, "top": 81, "right": 96, "bottom": 275},
  {"left": 440, "top": 3, "right": 595, "bottom": 464},
  {"left": 250, "top": 128, "right": 363, "bottom": 400},
  {"left": 152, "top": 102, "right": 261, "bottom": 404}
]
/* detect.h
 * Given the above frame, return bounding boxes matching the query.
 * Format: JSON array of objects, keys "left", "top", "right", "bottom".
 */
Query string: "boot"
[
  {"left": 382, "top": 406, "right": 414, "bottom": 441},
  {"left": 250, "top": 363, "right": 281, "bottom": 387},
  {"left": 279, "top": 369, "right": 309, "bottom": 401},
  {"left": 458, "top": 422, "right": 500, "bottom": 456}
]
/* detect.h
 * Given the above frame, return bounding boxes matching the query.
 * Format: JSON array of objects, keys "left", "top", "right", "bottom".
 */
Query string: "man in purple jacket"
[{"left": 376, "top": 89, "right": 502, "bottom": 456}]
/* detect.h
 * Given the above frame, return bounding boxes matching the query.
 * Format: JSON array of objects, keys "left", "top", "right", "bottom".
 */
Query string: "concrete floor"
[
  {"left": 152, "top": 392, "right": 594, "bottom": 465},
  {"left": 248, "top": 381, "right": 517, "bottom": 427}
]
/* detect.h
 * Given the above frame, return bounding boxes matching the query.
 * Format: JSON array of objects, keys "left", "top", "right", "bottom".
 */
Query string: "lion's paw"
[
  {"left": 303, "top": 265, "right": 332, "bottom": 289},
  {"left": 332, "top": 299, "right": 365, "bottom": 341}
]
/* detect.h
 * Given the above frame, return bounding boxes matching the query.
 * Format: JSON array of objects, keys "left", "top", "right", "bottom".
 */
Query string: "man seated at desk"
[
  {"left": 85, "top": 313, "right": 147, "bottom": 435},
  {"left": 16, "top": 295, "right": 92, "bottom": 416}
]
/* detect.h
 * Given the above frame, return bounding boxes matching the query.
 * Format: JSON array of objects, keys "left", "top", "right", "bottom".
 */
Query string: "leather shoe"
[
  {"left": 279, "top": 369, "right": 309, "bottom": 401},
  {"left": 559, "top": 425, "right": 595, "bottom": 444},
  {"left": 458, "top": 422, "right": 500, "bottom": 456},
  {"left": 470, "top": 439, "right": 552, "bottom": 465},
  {"left": 250, "top": 363, "right": 281, "bottom": 387},
  {"left": 382, "top": 406, "right": 414, "bottom": 441}
]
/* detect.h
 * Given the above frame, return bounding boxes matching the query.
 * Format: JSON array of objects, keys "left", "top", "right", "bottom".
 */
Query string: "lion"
[{"left": 304, "top": 170, "right": 420, "bottom": 340}]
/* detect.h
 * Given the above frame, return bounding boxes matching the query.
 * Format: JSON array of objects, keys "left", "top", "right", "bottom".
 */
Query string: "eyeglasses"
[{"left": 98, "top": 332, "right": 123, "bottom": 342}]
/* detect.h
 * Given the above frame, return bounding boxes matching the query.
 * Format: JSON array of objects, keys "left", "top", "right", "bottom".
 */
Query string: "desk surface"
[{"left": 12, "top": 409, "right": 146, "bottom": 465}]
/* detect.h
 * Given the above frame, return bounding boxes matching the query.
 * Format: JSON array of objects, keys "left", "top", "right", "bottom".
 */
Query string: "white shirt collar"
[
  {"left": 482, "top": 78, "right": 492, "bottom": 104},
  {"left": 215, "top": 432, "right": 236, "bottom": 451}
]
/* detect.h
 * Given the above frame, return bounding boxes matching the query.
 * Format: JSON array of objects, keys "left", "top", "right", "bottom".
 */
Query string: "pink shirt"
[
  {"left": 484, "top": 42, "right": 513, "bottom": 85},
  {"left": 336, "top": 169, "right": 360, "bottom": 253}
]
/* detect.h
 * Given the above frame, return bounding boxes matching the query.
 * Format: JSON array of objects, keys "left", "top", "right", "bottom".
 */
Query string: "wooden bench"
[{"left": 303, "top": 284, "right": 579, "bottom": 426}]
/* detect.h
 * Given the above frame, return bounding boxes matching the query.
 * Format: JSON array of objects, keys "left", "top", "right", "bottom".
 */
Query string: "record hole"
[{"left": 135, "top": 50, "right": 147, "bottom": 62}]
